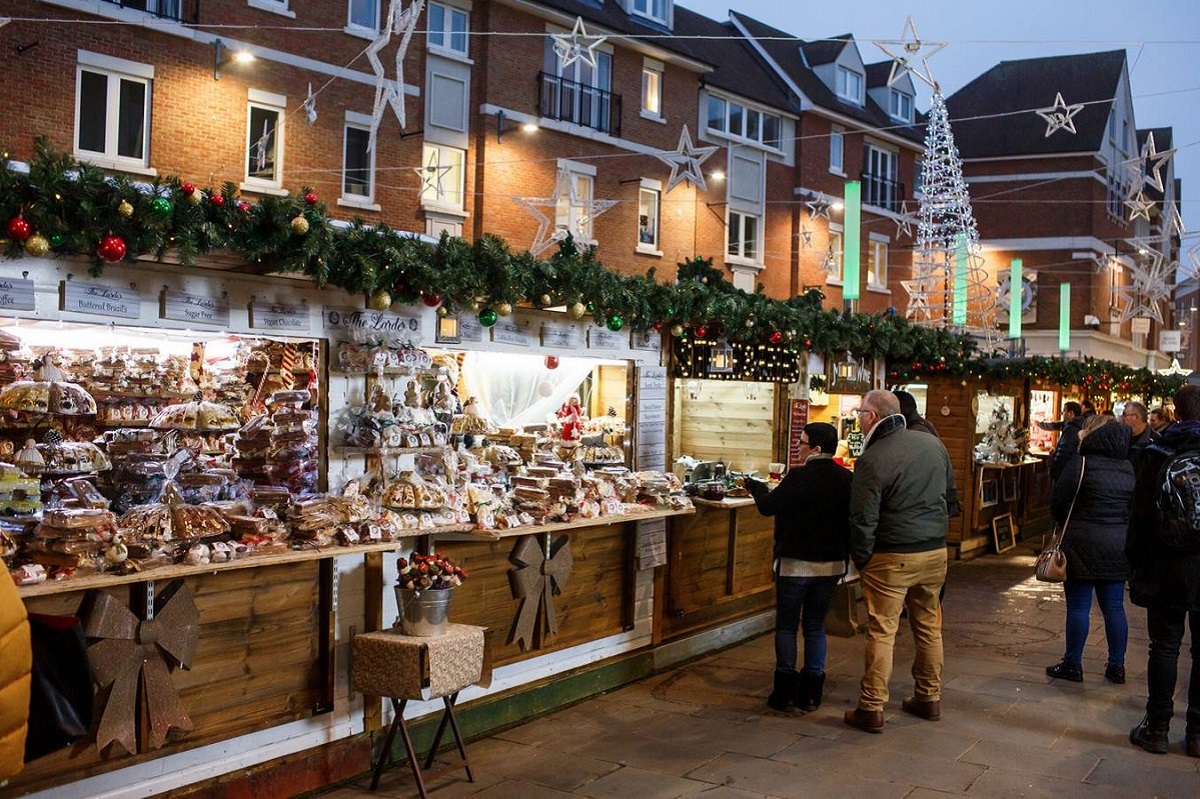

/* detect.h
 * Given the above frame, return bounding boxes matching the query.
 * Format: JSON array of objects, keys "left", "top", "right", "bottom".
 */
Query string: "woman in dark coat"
[{"left": 1046, "top": 415, "right": 1134, "bottom": 683}]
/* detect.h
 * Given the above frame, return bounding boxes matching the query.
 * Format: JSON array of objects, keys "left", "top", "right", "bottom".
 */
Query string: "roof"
[
  {"left": 799, "top": 34, "right": 852, "bottom": 67},
  {"left": 944, "top": 50, "right": 1127, "bottom": 159}
]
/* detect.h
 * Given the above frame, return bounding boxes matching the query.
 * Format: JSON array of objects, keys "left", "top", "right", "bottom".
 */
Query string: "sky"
[{"left": 680, "top": 0, "right": 1200, "bottom": 260}]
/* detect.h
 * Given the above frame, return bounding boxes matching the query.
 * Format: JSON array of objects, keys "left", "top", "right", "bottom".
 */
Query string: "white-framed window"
[
  {"left": 419, "top": 144, "right": 465, "bottom": 210},
  {"left": 347, "top": 0, "right": 379, "bottom": 32},
  {"left": 244, "top": 89, "right": 286, "bottom": 191},
  {"left": 829, "top": 126, "right": 844, "bottom": 174},
  {"left": 705, "top": 94, "right": 782, "bottom": 149},
  {"left": 868, "top": 235, "right": 888, "bottom": 287},
  {"left": 889, "top": 89, "right": 913, "bottom": 123},
  {"left": 637, "top": 179, "right": 661, "bottom": 253},
  {"left": 428, "top": 2, "right": 469, "bottom": 56},
  {"left": 826, "top": 223, "right": 844, "bottom": 282},
  {"left": 727, "top": 211, "right": 760, "bottom": 263},
  {"left": 641, "top": 61, "right": 663, "bottom": 118},
  {"left": 75, "top": 52, "right": 153, "bottom": 171},
  {"left": 341, "top": 113, "right": 375, "bottom": 204},
  {"left": 862, "top": 143, "right": 899, "bottom": 211},
  {"left": 913, "top": 157, "right": 924, "bottom": 198},
  {"left": 248, "top": 0, "right": 293, "bottom": 18},
  {"left": 631, "top": 0, "right": 669, "bottom": 25},
  {"left": 556, "top": 160, "right": 597, "bottom": 242},
  {"left": 543, "top": 36, "right": 613, "bottom": 132},
  {"left": 837, "top": 67, "right": 863, "bottom": 104}
]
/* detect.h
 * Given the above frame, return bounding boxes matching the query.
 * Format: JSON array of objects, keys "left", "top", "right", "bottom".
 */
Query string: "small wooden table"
[{"left": 351, "top": 624, "right": 491, "bottom": 796}]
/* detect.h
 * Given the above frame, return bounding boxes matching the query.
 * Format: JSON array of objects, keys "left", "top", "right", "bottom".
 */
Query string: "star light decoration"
[
  {"left": 1118, "top": 248, "right": 1174, "bottom": 324},
  {"left": 1125, "top": 190, "right": 1156, "bottom": 222},
  {"left": 1123, "top": 130, "right": 1177, "bottom": 193},
  {"left": 302, "top": 83, "right": 318, "bottom": 126},
  {"left": 818, "top": 245, "right": 837, "bottom": 276},
  {"left": 655, "top": 125, "right": 718, "bottom": 193},
  {"left": 1035, "top": 92, "right": 1085, "bottom": 137},
  {"left": 873, "top": 16, "right": 946, "bottom": 89},
  {"left": 365, "top": 0, "right": 425, "bottom": 151},
  {"left": 805, "top": 192, "right": 833, "bottom": 221},
  {"left": 413, "top": 148, "right": 453, "bottom": 199},
  {"left": 892, "top": 201, "right": 915, "bottom": 238},
  {"left": 552, "top": 17, "right": 607, "bottom": 70},
  {"left": 798, "top": 223, "right": 813, "bottom": 249},
  {"left": 514, "top": 168, "right": 618, "bottom": 255}
]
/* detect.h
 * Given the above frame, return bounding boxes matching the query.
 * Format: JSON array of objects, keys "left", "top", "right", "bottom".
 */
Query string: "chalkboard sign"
[{"left": 992, "top": 513, "right": 1017, "bottom": 553}]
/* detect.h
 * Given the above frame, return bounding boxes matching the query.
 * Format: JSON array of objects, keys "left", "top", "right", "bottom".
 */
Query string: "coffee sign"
[
  {"left": 0, "top": 278, "right": 35, "bottom": 311},
  {"left": 61, "top": 280, "right": 140, "bottom": 319}
]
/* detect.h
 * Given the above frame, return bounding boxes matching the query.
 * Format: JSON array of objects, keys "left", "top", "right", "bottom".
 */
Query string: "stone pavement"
[{"left": 323, "top": 544, "right": 1200, "bottom": 798}]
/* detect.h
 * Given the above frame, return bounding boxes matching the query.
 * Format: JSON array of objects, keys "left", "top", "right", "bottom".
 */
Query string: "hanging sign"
[
  {"left": 61, "top": 280, "right": 140, "bottom": 319},
  {"left": 162, "top": 289, "right": 230, "bottom": 326},
  {"left": 541, "top": 322, "right": 582, "bottom": 349},
  {"left": 458, "top": 316, "right": 485, "bottom": 343},
  {"left": 635, "top": 366, "right": 667, "bottom": 471},
  {"left": 631, "top": 329, "right": 662, "bottom": 353},
  {"left": 491, "top": 319, "right": 533, "bottom": 347},
  {"left": 249, "top": 300, "right": 310, "bottom": 332},
  {"left": 323, "top": 307, "right": 421, "bottom": 341},
  {"left": 1131, "top": 317, "right": 1151, "bottom": 336},
  {"left": 589, "top": 327, "right": 623, "bottom": 351},
  {"left": 0, "top": 277, "right": 36, "bottom": 311},
  {"left": 1159, "top": 330, "right": 1182, "bottom": 352},
  {"left": 787, "top": 398, "right": 810, "bottom": 467}
]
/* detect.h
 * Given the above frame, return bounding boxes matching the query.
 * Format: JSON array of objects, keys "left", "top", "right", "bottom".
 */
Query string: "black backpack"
[{"left": 1156, "top": 445, "right": 1200, "bottom": 550}]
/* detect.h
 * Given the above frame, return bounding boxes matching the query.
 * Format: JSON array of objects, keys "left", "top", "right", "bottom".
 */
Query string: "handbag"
[
  {"left": 24, "top": 613, "right": 94, "bottom": 762},
  {"left": 1035, "top": 457, "right": 1086, "bottom": 583}
]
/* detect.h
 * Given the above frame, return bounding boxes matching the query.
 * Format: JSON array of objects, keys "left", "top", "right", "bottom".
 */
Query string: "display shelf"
[
  {"left": 95, "top": 419, "right": 153, "bottom": 427},
  {"left": 691, "top": 497, "right": 755, "bottom": 509},
  {"left": 434, "top": 506, "right": 693, "bottom": 542},
  {"left": 332, "top": 445, "right": 447, "bottom": 456}
]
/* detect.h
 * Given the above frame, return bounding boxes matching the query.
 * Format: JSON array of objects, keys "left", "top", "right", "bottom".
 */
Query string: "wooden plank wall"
[
  {"left": 674, "top": 381, "right": 776, "bottom": 473},
  {"left": 918, "top": 376, "right": 978, "bottom": 549}
]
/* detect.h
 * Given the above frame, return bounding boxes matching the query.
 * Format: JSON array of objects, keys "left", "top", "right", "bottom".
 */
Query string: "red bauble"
[
  {"left": 236, "top": 201, "right": 251, "bottom": 212},
  {"left": 210, "top": 194, "right": 225, "bottom": 207},
  {"left": 181, "top": 182, "right": 196, "bottom": 196},
  {"left": 652, "top": 321, "right": 663, "bottom": 332},
  {"left": 694, "top": 325, "right": 708, "bottom": 339},
  {"left": 6, "top": 216, "right": 31, "bottom": 241},
  {"left": 304, "top": 191, "right": 319, "bottom": 205},
  {"left": 545, "top": 355, "right": 560, "bottom": 370},
  {"left": 97, "top": 234, "right": 127, "bottom": 263},
  {"left": 421, "top": 293, "right": 442, "bottom": 308},
  {"left": 768, "top": 331, "right": 784, "bottom": 345}
]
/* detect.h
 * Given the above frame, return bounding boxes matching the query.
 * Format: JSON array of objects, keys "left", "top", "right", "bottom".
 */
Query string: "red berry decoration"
[
  {"left": 97, "top": 234, "right": 127, "bottom": 263},
  {"left": 181, "top": 182, "right": 196, "bottom": 196},
  {"left": 6, "top": 216, "right": 31, "bottom": 241},
  {"left": 769, "top": 331, "right": 784, "bottom": 345},
  {"left": 304, "top": 191, "right": 319, "bottom": 205},
  {"left": 421, "top": 293, "right": 442, "bottom": 308},
  {"left": 236, "top": 201, "right": 251, "bottom": 212},
  {"left": 210, "top": 194, "right": 225, "bottom": 207}
]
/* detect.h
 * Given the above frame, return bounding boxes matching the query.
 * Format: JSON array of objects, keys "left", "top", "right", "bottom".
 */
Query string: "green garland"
[{"left": 0, "top": 139, "right": 1184, "bottom": 398}]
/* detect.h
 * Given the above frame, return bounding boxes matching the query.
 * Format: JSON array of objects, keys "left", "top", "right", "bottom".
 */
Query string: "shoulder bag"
[{"left": 1035, "top": 457, "right": 1086, "bottom": 583}]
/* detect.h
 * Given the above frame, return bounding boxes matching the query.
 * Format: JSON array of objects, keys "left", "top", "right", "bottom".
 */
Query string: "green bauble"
[
  {"left": 478, "top": 308, "right": 498, "bottom": 327},
  {"left": 606, "top": 315, "right": 625, "bottom": 332},
  {"left": 48, "top": 232, "right": 64, "bottom": 248},
  {"left": 152, "top": 197, "right": 172, "bottom": 216}
]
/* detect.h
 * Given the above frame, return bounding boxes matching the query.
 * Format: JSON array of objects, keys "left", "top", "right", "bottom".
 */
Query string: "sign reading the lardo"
[
  {"left": 249, "top": 300, "right": 310, "bottom": 332},
  {"left": 61, "top": 280, "right": 140, "bottom": 319},
  {"left": 0, "top": 278, "right": 36, "bottom": 311},
  {"left": 162, "top": 289, "right": 231, "bottom": 326},
  {"left": 323, "top": 307, "right": 421, "bottom": 342}
]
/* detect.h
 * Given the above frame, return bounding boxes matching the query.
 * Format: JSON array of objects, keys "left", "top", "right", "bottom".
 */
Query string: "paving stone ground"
[{"left": 322, "top": 544, "right": 1200, "bottom": 798}]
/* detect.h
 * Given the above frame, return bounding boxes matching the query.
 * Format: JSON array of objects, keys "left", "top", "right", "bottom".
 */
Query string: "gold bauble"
[
  {"left": 496, "top": 301, "right": 513, "bottom": 317},
  {"left": 291, "top": 215, "right": 310, "bottom": 235},
  {"left": 187, "top": 191, "right": 202, "bottom": 206},
  {"left": 118, "top": 200, "right": 134, "bottom": 218},
  {"left": 437, "top": 305, "right": 449, "bottom": 317},
  {"left": 24, "top": 234, "right": 50, "bottom": 258},
  {"left": 540, "top": 294, "right": 553, "bottom": 306},
  {"left": 368, "top": 290, "right": 392, "bottom": 311},
  {"left": 670, "top": 324, "right": 685, "bottom": 337},
  {"left": 467, "top": 299, "right": 481, "bottom": 313},
  {"left": 567, "top": 302, "right": 587, "bottom": 319}
]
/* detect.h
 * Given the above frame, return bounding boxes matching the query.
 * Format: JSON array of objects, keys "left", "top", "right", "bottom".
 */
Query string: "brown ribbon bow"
[{"left": 507, "top": 534, "right": 573, "bottom": 651}]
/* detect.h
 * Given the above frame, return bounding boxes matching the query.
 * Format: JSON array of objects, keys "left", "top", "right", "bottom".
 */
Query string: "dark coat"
[
  {"left": 906, "top": 415, "right": 940, "bottom": 437},
  {"left": 1050, "top": 414, "right": 1087, "bottom": 480},
  {"left": 1128, "top": 420, "right": 1200, "bottom": 610},
  {"left": 747, "top": 456, "right": 852, "bottom": 564},
  {"left": 1051, "top": 421, "right": 1133, "bottom": 582}
]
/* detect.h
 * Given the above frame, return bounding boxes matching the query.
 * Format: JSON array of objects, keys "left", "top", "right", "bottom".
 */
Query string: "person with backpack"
[
  {"left": 1128, "top": 384, "right": 1200, "bottom": 757},
  {"left": 1045, "top": 415, "right": 1134, "bottom": 685}
]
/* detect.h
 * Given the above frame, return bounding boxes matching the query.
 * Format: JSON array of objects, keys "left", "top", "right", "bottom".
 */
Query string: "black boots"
[
  {"left": 1046, "top": 661, "right": 1084, "bottom": 682},
  {"left": 796, "top": 670, "right": 826, "bottom": 711},
  {"left": 767, "top": 670, "right": 798, "bottom": 711},
  {"left": 1130, "top": 713, "right": 1170, "bottom": 755}
]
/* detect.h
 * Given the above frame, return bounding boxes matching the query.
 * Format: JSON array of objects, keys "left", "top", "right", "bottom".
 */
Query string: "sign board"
[
  {"left": 847, "top": 431, "right": 866, "bottom": 458},
  {"left": 635, "top": 365, "right": 667, "bottom": 471},
  {"left": 787, "top": 399, "right": 810, "bottom": 467},
  {"left": 992, "top": 513, "right": 1017, "bottom": 553},
  {"left": 162, "top": 289, "right": 230, "bottom": 326},
  {"left": 457, "top": 316, "right": 485, "bottom": 343},
  {"left": 491, "top": 319, "right": 533, "bottom": 347},
  {"left": 323, "top": 307, "right": 421, "bottom": 342},
  {"left": 541, "top": 322, "right": 582, "bottom": 349},
  {"left": 1160, "top": 330, "right": 1183, "bottom": 353},
  {"left": 1131, "top": 317, "right": 1151, "bottom": 336},
  {"left": 636, "top": 518, "right": 668, "bottom": 570},
  {"left": 630, "top": 329, "right": 662, "bottom": 353},
  {"left": 0, "top": 278, "right": 36, "bottom": 311},
  {"left": 249, "top": 300, "right": 310, "bottom": 332},
  {"left": 61, "top": 280, "right": 140, "bottom": 319},
  {"left": 589, "top": 327, "right": 624, "bottom": 351}
]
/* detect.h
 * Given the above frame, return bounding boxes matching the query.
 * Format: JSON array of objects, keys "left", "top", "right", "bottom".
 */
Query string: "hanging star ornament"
[
  {"left": 798, "top": 223, "right": 813, "bottom": 249},
  {"left": 901, "top": 278, "right": 934, "bottom": 321},
  {"left": 655, "top": 125, "right": 718, "bottom": 193},
  {"left": 1133, "top": 130, "right": 1177, "bottom": 193},
  {"left": 892, "top": 201, "right": 915, "bottom": 238},
  {"left": 1118, "top": 251, "right": 1173, "bottom": 324},
  {"left": 365, "top": 0, "right": 425, "bottom": 151},
  {"left": 818, "top": 245, "right": 836, "bottom": 276},
  {"left": 873, "top": 16, "right": 946, "bottom": 89},
  {"left": 1125, "top": 190, "right": 1156, "bottom": 222},
  {"left": 805, "top": 192, "right": 833, "bottom": 221},
  {"left": 413, "top": 148, "right": 452, "bottom": 198},
  {"left": 552, "top": 17, "right": 607, "bottom": 69},
  {"left": 514, "top": 169, "right": 617, "bottom": 255},
  {"left": 1035, "top": 92, "right": 1085, "bottom": 137},
  {"left": 302, "top": 83, "right": 317, "bottom": 126}
]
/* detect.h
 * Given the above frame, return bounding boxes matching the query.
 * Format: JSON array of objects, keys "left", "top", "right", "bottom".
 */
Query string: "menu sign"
[
  {"left": 589, "top": 328, "right": 623, "bottom": 351},
  {"left": 162, "top": 289, "right": 230, "bottom": 326},
  {"left": 636, "top": 517, "right": 668, "bottom": 570},
  {"left": 250, "top": 300, "right": 310, "bottom": 332},
  {"left": 630, "top": 329, "right": 662, "bottom": 353},
  {"left": 323, "top": 307, "right": 421, "bottom": 342},
  {"left": 492, "top": 319, "right": 533, "bottom": 347},
  {"left": 786, "top": 398, "right": 810, "bottom": 468},
  {"left": 635, "top": 366, "right": 668, "bottom": 471},
  {"left": 541, "top": 322, "right": 582, "bottom": 349},
  {"left": 0, "top": 277, "right": 35, "bottom": 311},
  {"left": 458, "top": 316, "right": 485, "bottom": 343},
  {"left": 61, "top": 280, "right": 140, "bottom": 319}
]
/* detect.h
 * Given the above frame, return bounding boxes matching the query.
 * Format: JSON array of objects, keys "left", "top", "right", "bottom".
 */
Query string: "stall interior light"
[
  {"left": 435, "top": 314, "right": 461, "bottom": 344},
  {"left": 710, "top": 341, "right": 734, "bottom": 373}
]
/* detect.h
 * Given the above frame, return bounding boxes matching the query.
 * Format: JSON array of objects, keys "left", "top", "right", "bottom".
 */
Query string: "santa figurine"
[{"left": 557, "top": 393, "right": 584, "bottom": 442}]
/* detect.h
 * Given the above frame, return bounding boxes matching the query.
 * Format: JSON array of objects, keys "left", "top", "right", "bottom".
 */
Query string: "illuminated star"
[
  {"left": 1165, "top": 204, "right": 1186, "bottom": 240},
  {"left": 901, "top": 278, "right": 933, "bottom": 321},
  {"left": 873, "top": 16, "right": 946, "bottom": 90},
  {"left": 1133, "top": 131, "right": 1177, "bottom": 193},
  {"left": 412, "top": 148, "right": 452, "bottom": 198},
  {"left": 365, "top": 0, "right": 425, "bottom": 151},
  {"left": 1125, "top": 190, "right": 1155, "bottom": 222},
  {"left": 1118, "top": 251, "right": 1173, "bottom": 324},
  {"left": 818, "top": 246, "right": 837, "bottom": 275},
  {"left": 514, "top": 169, "right": 617, "bottom": 255},
  {"left": 552, "top": 17, "right": 607, "bottom": 70},
  {"left": 892, "top": 201, "right": 915, "bottom": 238},
  {"left": 302, "top": 83, "right": 318, "bottom": 126},
  {"left": 654, "top": 125, "right": 718, "bottom": 193},
  {"left": 798, "top": 223, "right": 813, "bottom": 249},
  {"left": 1035, "top": 92, "right": 1085, "bottom": 137},
  {"left": 805, "top": 192, "right": 833, "bottom": 221},
  {"left": 1185, "top": 240, "right": 1200, "bottom": 282}
]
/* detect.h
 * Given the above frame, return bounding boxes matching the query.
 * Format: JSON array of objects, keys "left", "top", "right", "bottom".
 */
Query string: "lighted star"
[
  {"left": 1035, "top": 92, "right": 1085, "bottom": 137},
  {"left": 805, "top": 192, "right": 833, "bottom": 221},
  {"left": 873, "top": 16, "right": 946, "bottom": 90},
  {"left": 818, "top": 246, "right": 837, "bottom": 276},
  {"left": 552, "top": 17, "right": 607, "bottom": 70},
  {"left": 1090, "top": 252, "right": 1116, "bottom": 275},
  {"left": 654, "top": 125, "right": 718, "bottom": 193},
  {"left": 302, "top": 82, "right": 318, "bottom": 126},
  {"left": 1165, "top": 204, "right": 1186, "bottom": 240},
  {"left": 1125, "top": 190, "right": 1155, "bottom": 222},
  {"left": 1182, "top": 240, "right": 1200, "bottom": 282},
  {"left": 892, "top": 201, "right": 915, "bottom": 238},
  {"left": 798, "top": 223, "right": 813, "bottom": 249},
  {"left": 1134, "top": 131, "right": 1177, "bottom": 193},
  {"left": 365, "top": 0, "right": 425, "bottom": 151},
  {"left": 901, "top": 278, "right": 933, "bottom": 321},
  {"left": 413, "top": 148, "right": 452, "bottom": 198},
  {"left": 514, "top": 169, "right": 617, "bottom": 255},
  {"left": 1118, "top": 251, "right": 1173, "bottom": 324}
]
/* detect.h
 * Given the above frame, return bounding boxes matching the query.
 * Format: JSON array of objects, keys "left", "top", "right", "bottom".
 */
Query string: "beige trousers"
[{"left": 857, "top": 548, "right": 947, "bottom": 711}]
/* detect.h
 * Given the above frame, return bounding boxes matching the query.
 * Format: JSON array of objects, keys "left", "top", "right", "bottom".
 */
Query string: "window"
[
  {"left": 632, "top": 0, "right": 669, "bottom": 24},
  {"left": 641, "top": 64, "right": 662, "bottom": 117},
  {"left": 248, "top": 0, "right": 293, "bottom": 16},
  {"left": 889, "top": 90, "right": 913, "bottom": 123},
  {"left": 868, "top": 236, "right": 888, "bottom": 287},
  {"left": 542, "top": 38, "right": 614, "bottom": 133},
  {"left": 707, "top": 95, "right": 727, "bottom": 133},
  {"left": 347, "top": 0, "right": 378, "bottom": 31},
  {"left": 727, "top": 211, "right": 760, "bottom": 262},
  {"left": 75, "top": 54, "right": 152, "bottom": 170},
  {"left": 419, "top": 144, "right": 465, "bottom": 210},
  {"left": 913, "top": 157, "right": 924, "bottom": 197},
  {"left": 244, "top": 90, "right": 285, "bottom": 190},
  {"left": 827, "top": 224, "right": 844, "bottom": 281},
  {"left": 837, "top": 67, "right": 863, "bottom": 104},
  {"left": 342, "top": 119, "right": 374, "bottom": 202},
  {"left": 555, "top": 163, "right": 597, "bottom": 242},
  {"left": 109, "top": 0, "right": 182, "bottom": 19},
  {"left": 704, "top": 94, "right": 783, "bottom": 149},
  {"left": 862, "top": 143, "right": 900, "bottom": 211},
  {"left": 638, "top": 184, "right": 660, "bottom": 251},
  {"left": 428, "top": 2, "right": 469, "bottom": 56},
  {"left": 829, "top": 126, "right": 844, "bottom": 173}
]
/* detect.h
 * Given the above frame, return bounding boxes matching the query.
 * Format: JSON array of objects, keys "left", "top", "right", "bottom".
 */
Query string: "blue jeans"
[
  {"left": 1145, "top": 606, "right": 1200, "bottom": 724},
  {"left": 1062, "top": 579, "right": 1127, "bottom": 667},
  {"left": 775, "top": 575, "right": 839, "bottom": 674}
]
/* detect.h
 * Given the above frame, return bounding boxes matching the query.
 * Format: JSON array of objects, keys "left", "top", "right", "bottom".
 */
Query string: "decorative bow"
[
  {"left": 81, "top": 581, "right": 199, "bottom": 754},
  {"left": 507, "top": 534, "right": 573, "bottom": 651}
]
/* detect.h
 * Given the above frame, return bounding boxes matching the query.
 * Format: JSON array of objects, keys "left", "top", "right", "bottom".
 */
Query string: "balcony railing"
[
  {"left": 538, "top": 72, "right": 621, "bottom": 136},
  {"left": 860, "top": 172, "right": 905, "bottom": 213},
  {"left": 100, "top": 0, "right": 184, "bottom": 21}
]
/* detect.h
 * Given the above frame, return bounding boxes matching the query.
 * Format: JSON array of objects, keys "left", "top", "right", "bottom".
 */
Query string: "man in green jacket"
[{"left": 844, "top": 390, "right": 957, "bottom": 734}]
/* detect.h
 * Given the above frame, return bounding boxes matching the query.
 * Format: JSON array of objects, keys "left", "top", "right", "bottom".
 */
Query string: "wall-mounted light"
[
  {"left": 496, "top": 110, "right": 538, "bottom": 142},
  {"left": 710, "top": 170, "right": 726, "bottom": 183},
  {"left": 214, "top": 39, "right": 255, "bottom": 81}
]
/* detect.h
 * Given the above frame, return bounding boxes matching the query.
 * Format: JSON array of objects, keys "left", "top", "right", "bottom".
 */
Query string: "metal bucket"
[{"left": 395, "top": 588, "right": 453, "bottom": 637}]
